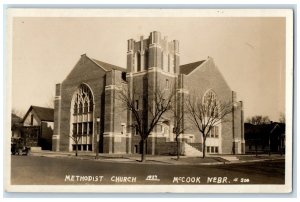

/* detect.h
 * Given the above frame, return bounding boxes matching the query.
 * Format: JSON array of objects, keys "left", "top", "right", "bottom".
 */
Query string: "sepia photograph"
[{"left": 5, "top": 9, "right": 293, "bottom": 193}]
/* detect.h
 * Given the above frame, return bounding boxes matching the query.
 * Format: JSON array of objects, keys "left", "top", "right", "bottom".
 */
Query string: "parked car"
[{"left": 11, "top": 141, "right": 30, "bottom": 155}]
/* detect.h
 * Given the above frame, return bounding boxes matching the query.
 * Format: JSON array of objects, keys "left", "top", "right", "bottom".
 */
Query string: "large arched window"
[
  {"left": 203, "top": 90, "right": 219, "bottom": 118},
  {"left": 71, "top": 84, "right": 94, "bottom": 151},
  {"left": 203, "top": 90, "right": 221, "bottom": 141}
]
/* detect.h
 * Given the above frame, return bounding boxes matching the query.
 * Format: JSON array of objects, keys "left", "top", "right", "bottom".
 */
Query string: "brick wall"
[
  {"left": 182, "top": 57, "right": 240, "bottom": 154},
  {"left": 57, "top": 55, "right": 107, "bottom": 152}
]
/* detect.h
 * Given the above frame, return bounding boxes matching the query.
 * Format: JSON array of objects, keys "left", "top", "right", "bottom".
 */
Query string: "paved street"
[{"left": 10, "top": 155, "right": 285, "bottom": 185}]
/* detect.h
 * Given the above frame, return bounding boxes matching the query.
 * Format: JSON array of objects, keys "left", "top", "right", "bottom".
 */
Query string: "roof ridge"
[
  {"left": 180, "top": 60, "right": 206, "bottom": 67},
  {"left": 89, "top": 57, "right": 125, "bottom": 72},
  {"left": 179, "top": 59, "right": 207, "bottom": 75},
  {"left": 31, "top": 105, "right": 54, "bottom": 110}
]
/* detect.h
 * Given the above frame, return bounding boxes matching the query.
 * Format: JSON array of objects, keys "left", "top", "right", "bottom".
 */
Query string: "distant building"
[
  {"left": 53, "top": 31, "right": 245, "bottom": 155},
  {"left": 11, "top": 113, "right": 22, "bottom": 144},
  {"left": 244, "top": 122, "right": 285, "bottom": 154},
  {"left": 21, "top": 106, "right": 54, "bottom": 150}
]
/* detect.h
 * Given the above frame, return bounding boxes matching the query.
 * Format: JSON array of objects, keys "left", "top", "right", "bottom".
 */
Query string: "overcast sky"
[{"left": 11, "top": 16, "right": 286, "bottom": 121}]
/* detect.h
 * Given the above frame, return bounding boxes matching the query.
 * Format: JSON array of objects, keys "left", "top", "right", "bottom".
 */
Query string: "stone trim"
[
  {"left": 149, "top": 43, "right": 162, "bottom": 49},
  {"left": 126, "top": 67, "right": 177, "bottom": 78},
  {"left": 52, "top": 135, "right": 60, "bottom": 139},
  {"left": 177, "top": 88, "right": 189, "bottom": 94},
  {"left": 105, "top": 85, "right": 122, "bottom": 91},
  {"left": 233, "top": 138, "right": 240, "bottom": 142},
  {"left": 103, "top": 132, "right": 131, "bottom": 138}
]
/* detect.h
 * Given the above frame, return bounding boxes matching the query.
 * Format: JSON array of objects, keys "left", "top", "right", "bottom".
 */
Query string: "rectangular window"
[
  {"left": 83, "top": 144, "right": 87, "bottom": 151},
  {"left": 207, "top": 146, "right": 210, "bottom": 153},
  {"left": 78, "top": 123, "right": 82, "bottom": 135},
  {"left": 135, "top": 126, "right": 139, "bottom": 136},
  {"left": 166, "top": 79, "right": 169, "bottom": 89},
  {"left": 89, "top": 122, "right": 93, "bottom": 134},
  {"left": 215, "top": 147, "right": 219, "bottom": 153},
  {"left": 88, "top": 144, "right": 93, "bottom": 151},
  {"left": 211, "top": 147, "right": 215, "bottom": 153},
  {"left": 211, "top": 127, "right": 215, "bottom": 138},
  {"left": 73, "top": 123, "right": 77, "bottom": 135},
  {"left": 83, "top": 123, "right": 87, "bottom": 134},
  {"left": 215, "top": 127, "right": 219, "bottom": 138}
]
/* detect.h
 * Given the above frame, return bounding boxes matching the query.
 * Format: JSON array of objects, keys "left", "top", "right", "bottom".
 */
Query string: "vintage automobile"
[{"left": 11, "top": 141, "right": 30, "bottom": 155}]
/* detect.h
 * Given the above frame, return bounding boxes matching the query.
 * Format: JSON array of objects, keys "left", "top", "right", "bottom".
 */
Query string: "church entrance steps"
[
  {"left": 182, "top": 142, "right": 203, "bottom": 157},
  {"left": 218, "top": 156, "right": 239, "bottom": 162}
]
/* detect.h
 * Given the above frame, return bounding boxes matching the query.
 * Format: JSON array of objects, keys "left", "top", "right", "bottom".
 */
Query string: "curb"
[{"left": 27, "top": 152, "right": 285, "bottom": 166}]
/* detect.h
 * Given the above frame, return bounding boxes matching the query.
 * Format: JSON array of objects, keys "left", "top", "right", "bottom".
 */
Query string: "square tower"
[{"left": 127, "top": 31, "right": 180, "bottom": 74}]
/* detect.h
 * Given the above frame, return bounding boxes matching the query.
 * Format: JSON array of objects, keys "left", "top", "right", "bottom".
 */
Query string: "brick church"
[{"left": 52, "top": 31, "right": 245, "bottom": 155}]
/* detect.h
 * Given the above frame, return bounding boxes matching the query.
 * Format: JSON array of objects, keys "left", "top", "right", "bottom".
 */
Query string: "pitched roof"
[
  {"left": 90, "top": 58, "right": 127, "bottom": 72},
  {"left": 12, "top": 113, "right": 22, "bottom": 122},
  {"left": 179, "top": 60, "right": 206, "bottom": 75},
  {"left": 11, "top": 113, "right": 22, "bottom": 129},
  {"left": 24, "top": 106, "right": 54, "bottom": 122}
]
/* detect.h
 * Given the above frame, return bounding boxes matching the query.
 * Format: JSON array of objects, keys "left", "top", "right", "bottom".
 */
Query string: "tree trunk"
[
  {"left": 176, "top": 136, "right": 180, "bottom": 160},
  {"left": 255, "top": 140, "right": 258, "bottom": 157},
  {"left": 95, "top": 140, "right": 99, "bottom": 159},
  {"left": 268, "top": 134, "right": 271, "bottom": 156},
  {"left": 280, "top": 136, "right": 283, "bottom": 156},
  {"left": 75, "top": 143, "right": 78, "bottom": 157},
  {"left": 141, "top": 139, "right": 146, "bottom": 162},
  {"left": 202, "top": 137, "right": 206, "bottom": 158}
]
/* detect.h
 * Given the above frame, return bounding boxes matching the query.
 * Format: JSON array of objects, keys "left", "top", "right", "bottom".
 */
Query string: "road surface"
[{"left": 10, "top": 155, "right": 285, "bottom": 185}]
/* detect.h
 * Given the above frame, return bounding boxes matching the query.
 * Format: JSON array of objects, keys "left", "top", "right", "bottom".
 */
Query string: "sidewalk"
[{"left": 28, "top": 150, "right": 285, "bottom": 165}]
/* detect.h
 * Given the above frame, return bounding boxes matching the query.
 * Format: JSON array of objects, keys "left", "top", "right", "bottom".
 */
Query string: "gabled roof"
[
  {"left": 12, "top": 113, "right": 22, "bottom": 123},
  {"left": 23, "top": 106, "right": 54, "bottom": 122},
  {"left": 179, "top": 60, "right": 206, "bottom": 75},
  {"left": 90, "top": 57, "right": 127, "bottom": 73},
  {"left": 11, "top": 113, "right": 22, "bottom": 129}
]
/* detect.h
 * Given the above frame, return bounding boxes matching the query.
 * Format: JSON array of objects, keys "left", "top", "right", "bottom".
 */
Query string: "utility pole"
[{"left": 269, "top": 123, "right": 280, "bottom": 156}]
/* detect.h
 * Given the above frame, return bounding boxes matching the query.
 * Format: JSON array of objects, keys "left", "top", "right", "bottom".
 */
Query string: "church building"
[{"left": 52, "top": 31, "right": 245, "bottom": 155}]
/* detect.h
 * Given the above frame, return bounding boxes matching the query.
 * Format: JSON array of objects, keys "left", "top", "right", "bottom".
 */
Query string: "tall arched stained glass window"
[
  {"left": 203, "top": 90, "right": 219, "bottom": 118},
  {"left": 71, "top": 84, "right": 94, "bottom": 151}
]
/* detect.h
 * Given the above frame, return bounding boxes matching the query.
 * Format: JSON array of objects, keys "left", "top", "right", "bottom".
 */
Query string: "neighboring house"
[
  {"left": 244, "top": 122, "right": 285, "bottom": 154},
  {"left": 53, "top": 31, "right": 245, "bottom": 155},
  {"left": 11, "top": 113, "right": 22, "bottom": 144},
  {"left": 22, "top": 106, "right": 54, "bottom": 150}
]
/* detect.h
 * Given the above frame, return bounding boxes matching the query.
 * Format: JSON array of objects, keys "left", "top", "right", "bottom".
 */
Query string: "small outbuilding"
[{"left": 21, "top": 106, "right": 54, "bottom": 150}]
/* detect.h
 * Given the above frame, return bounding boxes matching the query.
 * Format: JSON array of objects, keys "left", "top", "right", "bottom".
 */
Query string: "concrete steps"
[
  {"left": 219, "top": 156, "right": 239, "bottom": 162},
  {"left": 183, "top": 142, "right": 203, "bottom": 157}
]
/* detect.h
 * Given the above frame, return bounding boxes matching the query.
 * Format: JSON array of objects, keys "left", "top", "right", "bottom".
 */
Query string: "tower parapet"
[{"left": 126, "top": 31, "right": 180, "bottom": 74}]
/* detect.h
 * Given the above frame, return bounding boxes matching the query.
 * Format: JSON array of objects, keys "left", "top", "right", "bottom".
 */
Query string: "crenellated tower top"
[{"left": 127, "top": 31, "right": 180, "bottom": 74}]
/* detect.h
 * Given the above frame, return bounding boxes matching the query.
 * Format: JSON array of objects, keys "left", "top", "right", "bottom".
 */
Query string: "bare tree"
[
  {"left": 172, "top": 108, "right": 185, "bottom": 160},
  {"left": 246, "top": 115, "right": 270, "bottom": 125},
  {"left": 279, "top": 112, "right": 285, "bottom": 123},
  {"left": 185, "top": 93, "right": 233, "bottom": 158},
  {"left": 12, "top": 108, "right": 25, "bottom": 119},
  {"left": 69, "top": 134, "right": 82, "bottom": 157},
  {"left": 118, "top": 83, "right": 175, "bottom": 162}
]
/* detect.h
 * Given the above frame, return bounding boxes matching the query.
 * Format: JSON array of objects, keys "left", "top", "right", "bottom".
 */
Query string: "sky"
[{"left": 11, "top": 16, "right": 287, "bottom": 121}]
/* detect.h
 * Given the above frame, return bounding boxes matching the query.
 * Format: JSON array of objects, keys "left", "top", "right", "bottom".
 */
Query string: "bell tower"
[
  {"left": 126, "top": 31, "right": 180, "bottom": 74},
  {"left": 126, "top": 31, "right": 181, "bottom": 154}
]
